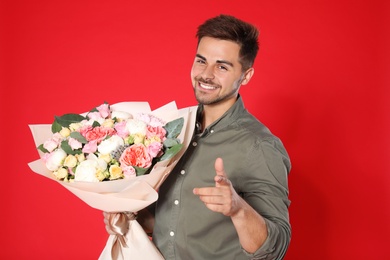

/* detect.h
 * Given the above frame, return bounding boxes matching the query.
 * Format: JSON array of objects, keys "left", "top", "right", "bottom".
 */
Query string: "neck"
[{"left": 201, "top": 97, "right": 237, "bottom": 129}]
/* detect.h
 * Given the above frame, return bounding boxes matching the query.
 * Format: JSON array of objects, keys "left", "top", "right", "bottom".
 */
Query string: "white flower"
[
  {"left": 97, "top": 135, "right": 124, "bottom": 155},
  {"left": 126, "top": 119, "right": 147, "bottom": 135},
  {"left": 111, "top": 110, "right": 133, "bottom": 121},
  {"left": 45, "top": 149, "right": 67, "bottom": 171},
  {"left": 74, "top": 154, "right": 107, "bottom": 182}
]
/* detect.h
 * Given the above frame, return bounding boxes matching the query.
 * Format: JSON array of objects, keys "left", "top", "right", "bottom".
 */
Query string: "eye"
[
  {"left": 218, "top": 65, "right": 228, "bottom": 71},
  {"left": 196, "top": 59, "right": 206, "bottom": 64}
]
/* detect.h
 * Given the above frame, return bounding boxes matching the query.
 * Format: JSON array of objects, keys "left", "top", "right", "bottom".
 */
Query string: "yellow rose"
[
  {"left": 99, "top": 153, "right": 112, "bottom": 163},
  {"left": 133, "top": 133, "right": 145, "bottom": 144},
  {"left": 144, "top": 136, "right": 161, "bottom": 146},
  {"left": 109, "top": 165, "right": 124, "bottom": 180},
  {"left": 96, "top": 168, "right": 109, "bottom": 181},
  {"left": 69, "top": 122, "right": 82, "bottom": 131},
  {"left": 75, "top": 153, "right": 85, "bottom": 163},
  {"left": 54, "top": 167, "right": 68, "bottom": 180},
  {"left": 60, "top": 127, "right": 71, "bottom": 137},
  {"left": 102, "top": 119, "right": 115, "bottom": 128},
  {"left": 64, "top": 155, "right": 78, "bottom": 168}
]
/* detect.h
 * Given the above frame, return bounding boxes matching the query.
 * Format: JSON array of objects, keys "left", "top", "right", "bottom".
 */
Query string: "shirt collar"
[{"left": 195, "top": 94, "right": 246, "bottom": 135}]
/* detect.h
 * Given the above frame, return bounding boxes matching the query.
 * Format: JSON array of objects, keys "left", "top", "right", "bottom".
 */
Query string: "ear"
[{"left": 240, "top": 68, "right": 254, "bottom": 85}]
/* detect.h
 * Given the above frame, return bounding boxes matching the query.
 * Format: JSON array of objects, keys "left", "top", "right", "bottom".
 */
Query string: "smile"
[{"left": 199, "top": 83, "right": 217, "bottom": 90}]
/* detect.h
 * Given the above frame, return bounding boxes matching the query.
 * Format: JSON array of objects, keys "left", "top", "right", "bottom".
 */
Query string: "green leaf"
[
  {"left": 51, "top": 120, "right": 62, "bottom": 133},
  {"left": 163, "top": 138, "right": 180, "bottom": 148},
  {"left": 69, "top": 131, "right": 88, "bottom": 143},
  {"left": 55, "top": 113, "right": 86, "bottom": 128},
  {"left": 92, "top": 121, "right": 101, "bottom": 127},
  {"left": 60, "top": 140, "right": 82, "bottom": 155},
  {"left": 160, "top": 143, "right": 183, "bottom": 161},
  {"left": 134, "top": 166, "right": 150, "bottom": 176},
  {"left": 37, "top": 144, "right": 49, "bottom": 153},
  {"left": 164, "top": 117, "right": 184, "bottom": 139}
]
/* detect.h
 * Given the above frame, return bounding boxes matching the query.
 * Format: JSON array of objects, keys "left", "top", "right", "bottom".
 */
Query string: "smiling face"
[{"left": 191, "top": 36, "right": 254, "bottom": 108}]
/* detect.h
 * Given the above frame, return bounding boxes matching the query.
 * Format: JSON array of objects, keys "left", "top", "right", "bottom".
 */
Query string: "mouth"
[{"left": 198, "top": 82, "right": 218, "bottom": 90}]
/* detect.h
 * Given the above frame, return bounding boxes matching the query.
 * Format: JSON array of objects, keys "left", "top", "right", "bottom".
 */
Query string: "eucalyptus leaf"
[
  {"left": 164, "top": 117, "right": 184, "bottom": 139},
  {"left": 160, "top": 143, "right": 183, "bottom": 161},
  {"left": 37, "top": 144, "right": 49, "bottom": 153},
  {"left": 163, "top": 138, "right": 180, "bottom": 148},
  {"left": 55, "top": 113, "right": 86, "bottom": 128},
  {"left": 69, "top": 132, "right": 88, "bottom": 143},
  {"left": 51, "top": 120, "right": 62, "bottom": 133},
  {"left": 92, "top": 121, "right": 101, "bottom": 127},
  {"left": 134, "top": 166, "right": 149, "bottom": 176}
]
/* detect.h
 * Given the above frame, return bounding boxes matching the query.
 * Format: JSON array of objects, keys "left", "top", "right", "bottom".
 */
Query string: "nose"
[{"left": 201, "top": 65, "right": 215, "bottom": 81}]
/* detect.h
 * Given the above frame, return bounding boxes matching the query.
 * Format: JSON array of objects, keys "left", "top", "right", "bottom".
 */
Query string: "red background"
[{"left": 1, "top": 1, "right": 389, "bottom": 259}]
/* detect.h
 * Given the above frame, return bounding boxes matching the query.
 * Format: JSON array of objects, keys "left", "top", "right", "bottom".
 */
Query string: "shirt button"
[
  {"left": 170, "top": 231, "right": 175, "bottom": 236},
  {"left": 192, "top": 141, "right": 197, "bottom": 146},
  {"left": 210, "top": 129, "right": 214, "bottom": 133},
  {"left": 174, "top": 200, "right": 179, "bottom": 205},
  {"left": 180, "top": 170, "right": 185, "bottom": 175}
]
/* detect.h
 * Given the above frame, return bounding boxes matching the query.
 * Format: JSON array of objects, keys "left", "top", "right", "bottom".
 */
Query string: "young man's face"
[{"left": 191, "top": 36, "right": 253, "bottom": 107}]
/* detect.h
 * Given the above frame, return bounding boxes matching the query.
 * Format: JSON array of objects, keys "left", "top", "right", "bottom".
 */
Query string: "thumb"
[{"left": 214, "top": 158, "right": 229, "bottom": 187}]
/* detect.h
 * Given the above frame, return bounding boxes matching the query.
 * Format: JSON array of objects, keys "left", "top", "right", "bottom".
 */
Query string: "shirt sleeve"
[{"left": 237, "top": 137, "right": 291, "bottom": 259}]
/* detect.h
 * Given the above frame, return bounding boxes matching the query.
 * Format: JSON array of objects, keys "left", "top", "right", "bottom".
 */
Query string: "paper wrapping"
[{"left": 28, "top": 101, "right": 197, "bottom": 260}]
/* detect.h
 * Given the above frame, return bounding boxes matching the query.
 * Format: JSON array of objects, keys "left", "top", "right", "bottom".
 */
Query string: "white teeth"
[{"left": 200, "top": 83, "right": 216, "bottom": 90}]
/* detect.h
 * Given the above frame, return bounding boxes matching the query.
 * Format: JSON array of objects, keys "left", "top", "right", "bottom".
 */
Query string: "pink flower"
[
  {"left": 43, "top": 133, "right": 63, "bottom": 152},
  {"left": 136, "top": 113, "right": 165, "bottom": 127},
  {"left": 96, "top": 103, "right": 110, "bottom": 118},
  {"left": 119, "top": 144, "right": 152, "bottom": 168},
  {"left": 87, "top": 111, "right": 103, "bottom": 121},
  {"left": 147, "top": 142, "right": 163, "bottom": 158},
  {"left": 82, "top": 140, "right": 98, "bottom": 153},
  {"left": 114, "top": 121, "right": 129, "bottom": 138},
  {"left": 68, "top": 138, "right": 82, "bottom": 150},
  {"left": 146, "top": 125, "right": 166, "bottom": 141},
  {"left": 82, "top": 126, "right": 115, "bottom": 143},
  {"left": 121, "top": 165, "right": 136, "bottom": 178}
]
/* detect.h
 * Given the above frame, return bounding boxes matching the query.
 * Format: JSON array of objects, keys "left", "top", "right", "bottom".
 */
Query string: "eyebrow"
[{"left": 196, "top": 54, "right": 234, "bottom": 67}]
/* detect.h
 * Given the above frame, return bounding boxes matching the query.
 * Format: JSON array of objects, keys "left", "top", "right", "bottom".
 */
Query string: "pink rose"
[
  {"left": 68, "top": 138, "right": 82, "bottom": 150},
  {"left": 119, "top": 144, "right": 152, "bottom": 168},
  {"left": 43, "top": 133, "right": 63, "bottom": 152},
  {"left": 43, "top": 139, "right": 59, "bottom": 152},
  {"left": 146, "top": 125, "right": 166, "bottom": 141},
  {"left": 87, "top": 111, "right": 103, "bottom": 120},
  {"left": 82, "top": 126, "right": 115, "bottom": 143},
  {"left": 121, "top": 165, "right": 136, "bottom": 178},
  {"left": 82, "top": 140, "right": 98, "bottom": 153},
  {"left": 96, "top": 103, "right": 110, "bottom": 118},
  {"left": 114, "top": 121, "right": 129, "bottom": 138},
  {"left": 147, "top": 142, "right": 163, "bottom": 158}
]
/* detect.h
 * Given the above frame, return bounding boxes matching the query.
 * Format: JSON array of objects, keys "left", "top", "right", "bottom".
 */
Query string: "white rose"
[
  {"left": 97, "top": 135, "right": 124, "bottom": 154},
  {"left": 74, "top": 154, "right": 107, "bottom": 182},
  {"left": 45, "top": 149, "right": 67, "bottom": 171},
  {"left": 111, "top": 111, "right": 132, "bottom": 121},
  {"left": 126, "top": 119, "right": 147, "bottom": 135}
]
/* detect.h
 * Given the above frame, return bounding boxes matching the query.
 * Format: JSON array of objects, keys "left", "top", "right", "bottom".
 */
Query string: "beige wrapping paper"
[{"left": 28, "top": 102, "right": 197, "bottom": 260}]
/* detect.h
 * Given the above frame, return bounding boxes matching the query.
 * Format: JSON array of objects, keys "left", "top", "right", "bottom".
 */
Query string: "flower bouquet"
[{"left": 28, "top": 101, "right": 197, "bottom": 259}]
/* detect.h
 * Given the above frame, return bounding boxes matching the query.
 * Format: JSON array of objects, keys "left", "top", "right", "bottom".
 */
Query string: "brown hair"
[{"left": 196, "top": 14, "right": 259, "bottom": 71}]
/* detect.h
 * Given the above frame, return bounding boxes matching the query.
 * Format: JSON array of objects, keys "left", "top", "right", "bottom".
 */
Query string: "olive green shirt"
[{"left": 152, "top": 96, "right": 291, "bottom": 260}]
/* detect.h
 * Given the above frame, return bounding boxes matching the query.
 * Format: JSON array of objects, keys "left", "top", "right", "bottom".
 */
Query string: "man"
[{"left": 106, "top": 14, "right": 291, "bottom": 259}]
